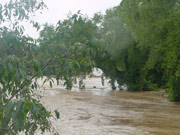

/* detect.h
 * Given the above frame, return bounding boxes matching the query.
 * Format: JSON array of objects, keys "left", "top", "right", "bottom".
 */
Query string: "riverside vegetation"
[{"left": 0, "top": 0, "right": 180, "bottom": 134}]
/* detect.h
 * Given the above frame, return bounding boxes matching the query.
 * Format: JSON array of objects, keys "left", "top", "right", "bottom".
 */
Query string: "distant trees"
[
  {"left": 94, "top": 0, "right": 180, "bottom": 101},
  {"left": 120, "top": 0, "right": 180, "bottom": 100},
  {"left": 38, "top": 13, "right": 99, "bottom": 89},
  {"left": 38, "top": 0, "right": 180, "bottom": 101}
]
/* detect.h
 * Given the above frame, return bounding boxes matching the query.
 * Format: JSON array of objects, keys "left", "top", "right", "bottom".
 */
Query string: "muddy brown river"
[{"left": 39, "top": 77, "right": 180, "bottom": 135}]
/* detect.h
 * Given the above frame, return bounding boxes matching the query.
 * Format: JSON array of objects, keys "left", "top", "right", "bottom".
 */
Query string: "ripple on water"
[{"left": 39, "top": 77, "right": 180, "bottom": 135}]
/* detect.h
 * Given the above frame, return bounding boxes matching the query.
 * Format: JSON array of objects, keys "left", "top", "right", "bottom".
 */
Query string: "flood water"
[{"left": 39, "top": 77, "right": 180, "bottom": 135}]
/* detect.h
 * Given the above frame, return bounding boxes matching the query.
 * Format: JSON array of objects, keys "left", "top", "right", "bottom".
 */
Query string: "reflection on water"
[{"left": 40, "top": 77, "right": 180, "bottom": 135}]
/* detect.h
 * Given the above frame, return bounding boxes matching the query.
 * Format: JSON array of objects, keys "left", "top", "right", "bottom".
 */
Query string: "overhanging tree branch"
[{"left": 0, "top": 46, "right": 65, "bottom": 111}]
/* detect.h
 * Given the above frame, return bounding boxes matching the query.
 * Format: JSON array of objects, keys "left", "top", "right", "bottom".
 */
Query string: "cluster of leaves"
[
  {"left": 119, "top": 0, "right": 180, "bottom": 100},
  {"left": 0, "top": 0, "right": 102, "bottom": 134},
  {"left": 0, "top": 0, "right": 58, "bottom": 134},
  {"left": 38, "top": 13, "right": 99, "bottom": 89},
  {"left": 93, "top": 0, "right": 180, "bottom": 101},
  {"left": 91, "top": 6, "right": 152, "bottom": 91},
  {"left": 0, "top": 0, "right": 100, "bottom": 134}
]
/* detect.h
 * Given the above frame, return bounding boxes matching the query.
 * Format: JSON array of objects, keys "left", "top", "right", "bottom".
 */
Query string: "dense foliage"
[
  {"left": 119, "top": 0, "right": 180, "bottom": 100},
  {"left": 38, "top": 13, "right": 99, "bottom": 89},
  {"left": 97, "top": 0, "right": 180, "bottom": 101},
  {"left": 0, "top": 1, "right": 98, "bottom": 134},
  {"left": 0, "top": 1, "right": 60, "bottom": 134},
  {"left": 1, "top": 0, "right": 180, "bottom": 134}
]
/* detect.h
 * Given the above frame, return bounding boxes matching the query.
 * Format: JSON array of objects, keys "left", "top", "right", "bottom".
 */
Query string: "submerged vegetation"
[{"left": 0, "top": 0, "right": 180, "bottom": 134}]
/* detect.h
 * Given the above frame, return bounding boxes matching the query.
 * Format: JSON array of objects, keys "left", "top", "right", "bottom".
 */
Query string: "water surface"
[{"left": 40, "top": 77, "right": 180, "bottom": 135}]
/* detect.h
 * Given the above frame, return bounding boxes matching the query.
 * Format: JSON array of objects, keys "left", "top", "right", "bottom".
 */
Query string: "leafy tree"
[
  {"left": 93, "top": 6, "right": 150, "bottom": 90},
  {"left": 0, "top": 1, "right": 57, "bottom": 134},
  {"left": 93, "top": 1, "right": 171, "bottom": 91},
  {"left": 0, "top": 0, "right": 103, "bottom": 133},
  {"left": 120, "top": 0, "right": 180, "bottom": 100},
  {"left": 38, "top": 13, "right": 99, "bottom": 89}
]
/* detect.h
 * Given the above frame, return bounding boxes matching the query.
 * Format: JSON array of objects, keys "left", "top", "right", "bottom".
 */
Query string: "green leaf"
[
  {"left": 54, "top": 110, "right": 60, "bottom": 119},
  {"left": 24, "top": 101, "right": 32, "bottom": 113},
  {"left": 16, "top": 100, "right": 25, "bottom": 127},
  {"left": 4, "top": 101, "right": 15, "bottom": 126}
]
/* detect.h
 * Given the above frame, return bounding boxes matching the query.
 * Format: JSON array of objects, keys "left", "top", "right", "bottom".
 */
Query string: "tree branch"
[{"left": 0, "top": 47, "right": 64, "bottom": 111}]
